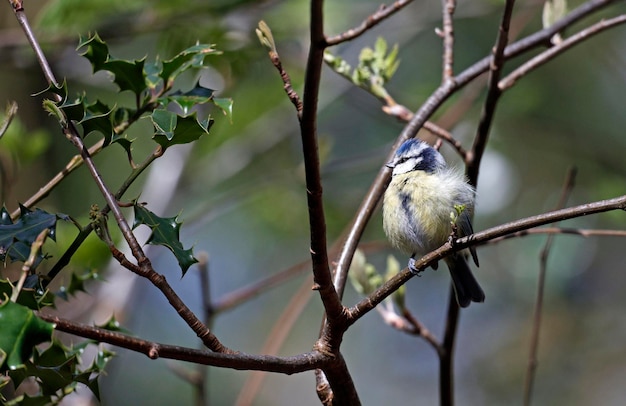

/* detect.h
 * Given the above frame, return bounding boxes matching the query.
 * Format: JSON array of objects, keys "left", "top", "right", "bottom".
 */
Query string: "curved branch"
[{"left": 326, "top": 0, "right": 415, "bottom": 46}]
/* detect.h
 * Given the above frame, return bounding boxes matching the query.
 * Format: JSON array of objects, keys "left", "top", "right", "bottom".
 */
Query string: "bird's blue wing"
[{"left": 458, "top": 210, "right": 479, "bottom": 267}]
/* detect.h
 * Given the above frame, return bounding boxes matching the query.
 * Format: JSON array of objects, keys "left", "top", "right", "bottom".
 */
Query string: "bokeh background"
[{"left": 1, "top": 0, "right": 626, "bottom": 404}]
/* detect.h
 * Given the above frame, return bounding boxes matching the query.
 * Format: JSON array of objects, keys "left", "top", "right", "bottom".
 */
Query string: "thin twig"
[
  {"left": 11, "top": 228, "right": 49, "bottom": 302},
  {"left": 108, "top": 246, "right": 231, "bottom": 353},
  {"left": 0, "top": 101, "right": 18, "bottom": 138},
  {"left": 326, "top": 0, "right": 415, "bottom": 46},
  {"left": 490, "top": 227, "right": 626, "bottom": 242},
  {"left": 500, "top": 14, "right": 626, "bottom": 90},
  {"left": 257, "top": 21, "right": 303, "bottom": 117},
  {"left": 523, "top": 167, "right": 577, "bottom": 406},
  {"left": 195, "top": 252, "right": 211, "bottom": 406},
  {"left": 440, "top": 0, "right": 456, "bottom": 81},
  {"left": 400, "top": 308, "right": 444, "bottom": 355},
  {"left": 11, "top": 139, "right": 104, "bottom": 220}
]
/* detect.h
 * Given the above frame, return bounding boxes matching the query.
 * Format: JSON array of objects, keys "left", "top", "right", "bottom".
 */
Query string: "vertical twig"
[
  {"left": 441, "top": 0, "right": 456, "bottom": 81},
  {"left": 523, "top": 167, "right": 577, "bottom": 405},
  {"left": 196, "top": 252, "right": 211, "bottom": 406},
  {"left": 440, "top": 292, "right": 459, "bottom": 405}
]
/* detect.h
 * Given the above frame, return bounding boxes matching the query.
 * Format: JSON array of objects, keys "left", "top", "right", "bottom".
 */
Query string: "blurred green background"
[{"left": 1, "top": 0, "right": 626, "bottom": 404}]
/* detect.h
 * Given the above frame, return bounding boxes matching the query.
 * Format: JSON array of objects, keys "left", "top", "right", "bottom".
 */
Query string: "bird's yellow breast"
[{"left": 383, "top": 170, "right": 469, "bottom": 255}]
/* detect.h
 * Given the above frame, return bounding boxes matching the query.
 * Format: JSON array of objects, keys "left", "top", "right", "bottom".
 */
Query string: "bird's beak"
[{"left": 385, "top": 162, "right": 395, "bottom": 169}]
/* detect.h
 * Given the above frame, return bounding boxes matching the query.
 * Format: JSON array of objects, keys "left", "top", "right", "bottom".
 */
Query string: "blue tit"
[{"left": 382, "top": 139, "right": 485, "bottom": 307}]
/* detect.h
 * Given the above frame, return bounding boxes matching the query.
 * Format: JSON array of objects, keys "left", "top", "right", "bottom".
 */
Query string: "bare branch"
[
  {"left": 37, "top": 313, "right": 329, "bottom": 373},
  {"left": 490, "top": 227, "right": 626, "bottom": 242},
  {"left": 11, "top": 139, "right": 104, "bottom": 220},
  {"left": 441, "top": 0, "right": 456, "bottom": 81},
  {"left": 326, "top": 0, "right": 415, "bottom": 46},
  {"left": 500, "top": 14, "right": 626, "bottom": 91}
]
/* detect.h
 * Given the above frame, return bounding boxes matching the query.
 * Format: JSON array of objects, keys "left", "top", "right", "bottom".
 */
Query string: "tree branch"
[
  {"left": 37, "top": 314, "right": 329, "bottom": 374},
  {"left": 499, "top": 14, "right": 626, "bottom": 91},
  {"left": 300, "top": 0, "right": 346, "bottom": 332},
  {"left": 440, "top": 0, "right": 456, "bottom": 81},
  {"left": 326, "top": 0, "right": 415, "bottom": 46}
]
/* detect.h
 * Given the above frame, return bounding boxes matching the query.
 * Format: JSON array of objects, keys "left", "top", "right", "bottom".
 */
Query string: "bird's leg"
[{"left": 408, "top": 257, "right": 420, "bottom": 274}]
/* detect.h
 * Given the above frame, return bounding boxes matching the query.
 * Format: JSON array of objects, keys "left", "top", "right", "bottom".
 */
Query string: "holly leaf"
[
  {"left": 78, "top": 33, "right": 147, "bottom": 95},
  {"left": 0, "top": 206, "right": 65, "bottom": 267},
  {"left": 0, "top": 301, "right": 54, "bottom": 371},
  {"left": 150, "top": 109, "right": 213, "bottom": 150},
  {"left": 79, "top": 100, "right": 115, "bottom": 144},
  {"left": 166, "top": 83, "right": 215, "bottom": 115},
  {"left": 132, "top": 203, "right": 198, "bottom": 276}
]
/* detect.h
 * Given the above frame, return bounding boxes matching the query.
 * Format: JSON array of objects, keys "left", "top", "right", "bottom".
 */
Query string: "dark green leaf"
[
  {"left": 32, "top": 342, "right": 79, "bottom": 395},
  {"left": 166, "top": 83, "right": 215, "bottom": 114},
  {"left": 150, "top": 109, "right": 177, "bottom": 140},
  {"left": 78, "top": 33, "right": 147, "bottom": 95},
  {"left": 104, "top": 59, "right": 147, "bottom": 95},
  {"left": 0, "top": 301, "right": 53, "bottom": 371},
  {"left": 150, "top": 110, "right": 213, "bottom": 150},
  {"left": 132, "top": 203, "right": 198, "bottom": 275},
  {"left": 80, "top": 100, "right": 115, "bottom": 144},
  {"left": 0, "top": 206, "right": 61, "bottom": 266}
]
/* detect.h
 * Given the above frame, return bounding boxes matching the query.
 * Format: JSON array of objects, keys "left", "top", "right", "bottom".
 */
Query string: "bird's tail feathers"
[{"left": 445, "top": 255, "right": 485, "bottom": 308}]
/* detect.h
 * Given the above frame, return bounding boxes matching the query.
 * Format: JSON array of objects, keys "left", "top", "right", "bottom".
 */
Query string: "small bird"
[{"left": 382, "top": 138, "right": 485, "bottom": 307}]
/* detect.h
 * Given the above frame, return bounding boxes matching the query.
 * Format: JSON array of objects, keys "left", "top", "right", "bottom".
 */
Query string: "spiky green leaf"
[
  {"left": 150, "top": 110, "right": 213, "bottom": 150},
  {"left": 132, "top": 203, "right": 198, "bottom": 275},
  {"left": 0, "top": 206, "right": 64, "bottom": 266},
  {"left": 78, "top": 33, "right": 147, "bottom": 95}
]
